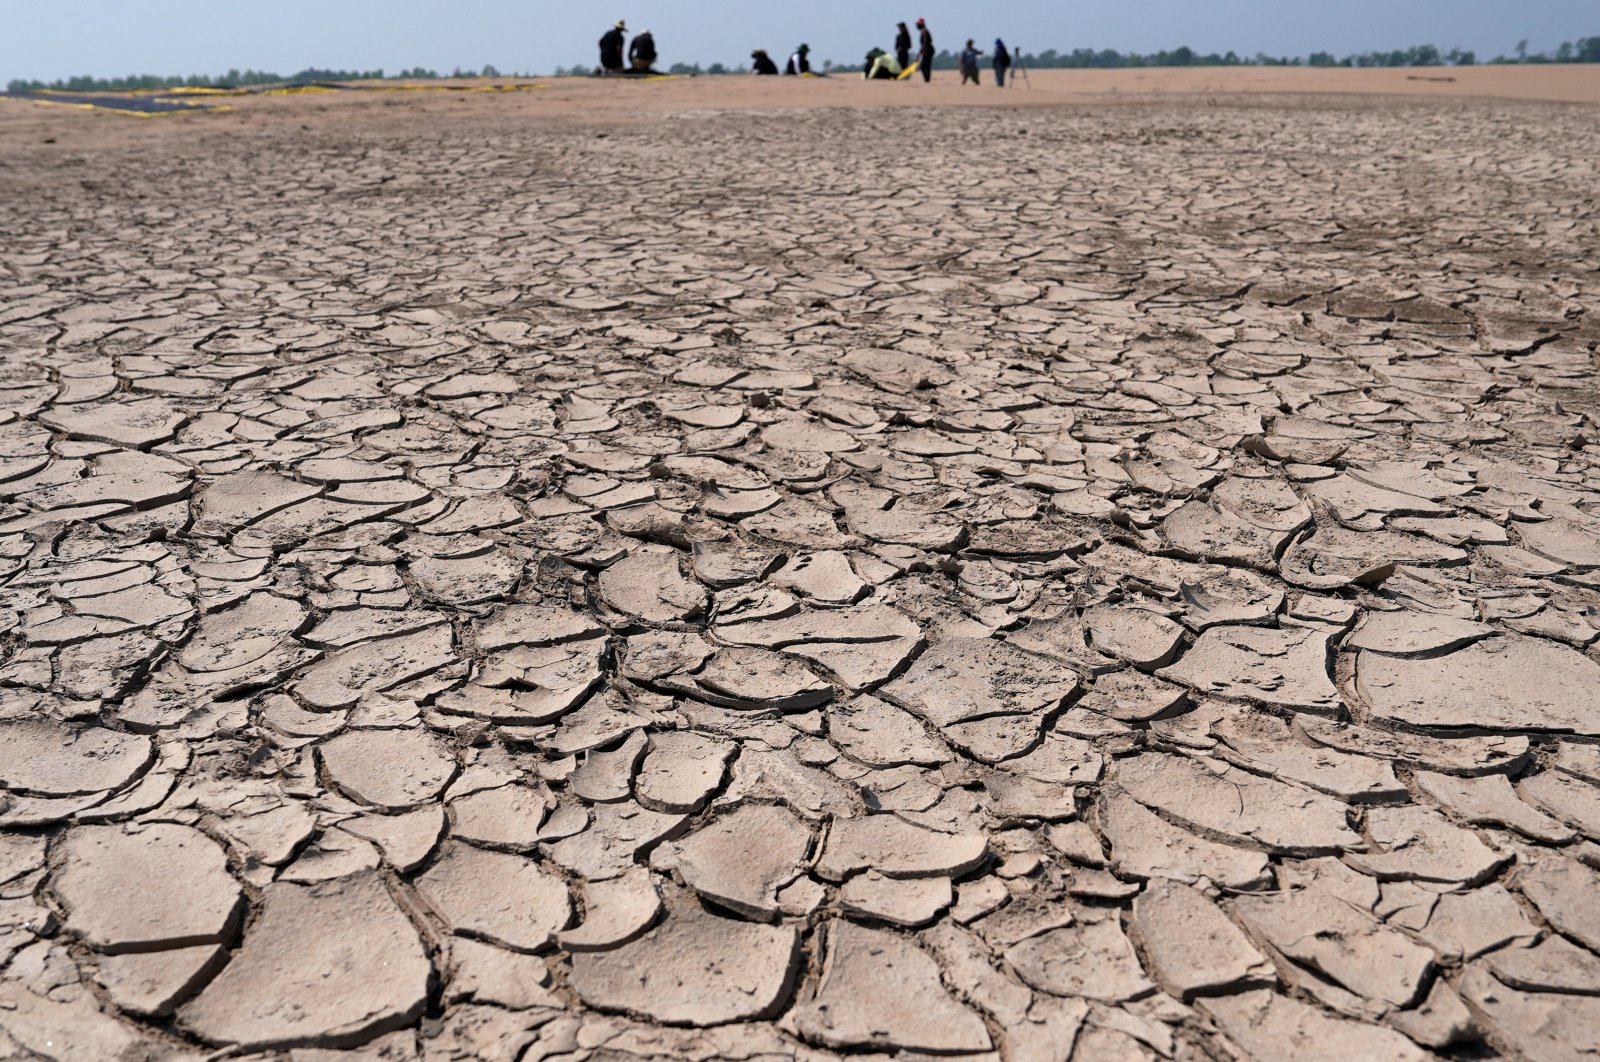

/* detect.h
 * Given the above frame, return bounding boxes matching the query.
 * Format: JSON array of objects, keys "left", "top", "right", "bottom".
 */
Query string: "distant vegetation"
[
  {"left": 1006, "top": 45, "right": 1483, "bottom": 69},
  {"left": 9, "top": 36, "right": 1598, "bottom": 92},
  {"left": 873, "top": 36, "right": 1600, "bottom": 73},
  {"left": 548, "top": 62, "right": 733, "bottom": 76},
  {"left": 6, "top": 65, "right": 512, "bottom": 93}
]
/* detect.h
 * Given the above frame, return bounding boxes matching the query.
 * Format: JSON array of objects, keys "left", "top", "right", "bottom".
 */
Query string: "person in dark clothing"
[
  {"left": 629, "top": 30, "right": 658, "bottom": 73},
  {"left": 750, "top": 49, "right": 779, "bottom": 75},
  {"left": 959, "top": 39, "right": 982, "bottom": 84},
  {"left": 894, "top": 22, "right": 912, "bottom": 70},
  {"left": 993, "top": 38, "right": 1012, "bottom": 87},
  {"left": 598, "top": 20, "right": 626, "bottom": 74},
  {"left": 785, "top": 43, "right": 811, "bottom": 75},
  {"left": 916, "top": 17, "right": 934, "bottom": 82}
]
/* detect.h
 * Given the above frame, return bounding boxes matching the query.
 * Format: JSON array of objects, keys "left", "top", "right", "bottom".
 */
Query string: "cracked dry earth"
[{"left": 1, "top": 89, "right": 1599, "bottom": 1062}]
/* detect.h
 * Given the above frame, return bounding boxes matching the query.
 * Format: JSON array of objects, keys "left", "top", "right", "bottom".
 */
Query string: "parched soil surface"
[{"left": 1, "top": 78, "right": 1599, "bottom": 1060}]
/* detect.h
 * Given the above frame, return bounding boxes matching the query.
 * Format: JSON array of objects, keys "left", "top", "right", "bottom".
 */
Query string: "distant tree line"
[
  {"left": 10, "top": 35, "right": 1598, "bottom": 91},
  {"left": 949, "top": 36, "right": 1598, "bottom": 70},
  {"left": 1491, "top": 36, "right": 1600, "bottom": 63},
  {"left": 6, "top": 65, "right": 515, "bottom": 93},
  {"left": 549, "top": 61, "right": 733, "bottom": 75},
  {"left": 667, "top": 62, "right": 731, "bottom": 75}
]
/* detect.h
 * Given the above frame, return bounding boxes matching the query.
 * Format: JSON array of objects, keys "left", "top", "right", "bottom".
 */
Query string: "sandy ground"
[
  {"left": 1, "top": 68, "right": 1599, "bottom": 1061},
  {"left": 3, "top": 63, "right": 1600, "bottom": 145}
]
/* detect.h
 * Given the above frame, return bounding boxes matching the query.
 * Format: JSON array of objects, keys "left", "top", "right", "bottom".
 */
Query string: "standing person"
[
  {"left": 993, "top": 38, "right": 1012, "bottom": 87},
  {"left": 916, "top": 17, "right": 935, "bottom": 82},
  {"left": 598, "top": 20, "right": 627, "bottom": 74},
  {"left": 750, "top": 49, "right": 779, "bottom": 75},
  {"left": 629, "top": 29, "right": 658, "bottom": 73},
  {"left": 785, "top": 43, "right": 811, "bottom": 75},
  {"left": 959, "top": 39, "right": 982, "bottom": 84},
  {"left": 894, "top": 22, "right": 913, "bottom": 70}
]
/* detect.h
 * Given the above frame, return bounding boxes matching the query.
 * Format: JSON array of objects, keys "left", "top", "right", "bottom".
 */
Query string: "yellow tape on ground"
[
  {"left": 3, "top": 79, "right": 547, "bottom": 117},
  {"left": 1, "top": 95, "right": 232, "bottom": 117}
]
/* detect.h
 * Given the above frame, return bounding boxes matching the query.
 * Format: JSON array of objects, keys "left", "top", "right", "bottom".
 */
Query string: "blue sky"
[{"left": 3, "top": 0, "right": 1593, "bottom": 81}]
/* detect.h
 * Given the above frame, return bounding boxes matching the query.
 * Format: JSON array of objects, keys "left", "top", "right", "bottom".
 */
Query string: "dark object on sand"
[{"left": 751, "top": 50, "right": 779, "bottom": 76}]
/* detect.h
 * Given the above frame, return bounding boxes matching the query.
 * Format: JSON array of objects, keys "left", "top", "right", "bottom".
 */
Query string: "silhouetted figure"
[
  {"left": 598, "top": 20, "right": 626, "bottom": 74},
  {"left": 864, "top": 47, "right": 902, "bottom": 80},
  {"left": 993, "top": 38, "right": 1012, "bottom": 87},
  {"left": 785, "top": 43, "right": 811, "bottom": 75},
  {"left": 894, "top": 22, "right": 912, "bottom": 70},
  {"left": 629, "top": 30, "right": 658, "bottom": 73},
  {"left": 916, "top": 18, "right": 934, "bottom": 82},
  {"left": 960, "top": 39, "right": 982, "bottom": 85},
  {"left": 751, "top": 49, "right": 779, "bottom": 75}
]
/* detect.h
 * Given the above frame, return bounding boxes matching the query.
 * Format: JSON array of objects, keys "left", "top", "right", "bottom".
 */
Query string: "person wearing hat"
[
  {"left": 993, "top": 39, "right": 1012, "bottom": 87},
  {"left": 785, "top": 43, "right": 812, "bottom": 75},
  {"left": 894, "top": 22, "right": 913, "bottom": 70},
  {"left": 598, "top": 20, "right": 627, "bottom": 74},
  {"left": 750, "top": 49, "right": 779, "bottom": 75},
  {"left": 916, "top": 18, "right": 935, "bottom": 82},
  {"left": 629, "top": 28, "right": 658, "bottom": 73}
]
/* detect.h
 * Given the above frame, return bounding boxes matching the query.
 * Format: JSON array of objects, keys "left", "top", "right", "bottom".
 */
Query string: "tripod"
[{"left": 1013, "top": 48, "right": 1033, "bottom": 89}]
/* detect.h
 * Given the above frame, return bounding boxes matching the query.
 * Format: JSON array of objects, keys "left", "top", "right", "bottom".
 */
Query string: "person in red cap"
[{"left": 916, "top": 18, "right": 935, "bottom": 82}]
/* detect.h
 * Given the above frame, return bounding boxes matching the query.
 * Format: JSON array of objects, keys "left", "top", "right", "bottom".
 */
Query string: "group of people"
[
  {"left": 597, "top": 16, "right": 1016, "bottom": 85},
  {"left": 596, "top": 20, "right": 658, "bottom": 75},
  {"left": 866, "top": 20, "right": 1016, "bottom": 85},
  {"left": 863, "top": 18, "right": 930, "bottom": 81},
  {"left": 749, "top": 43, "right": 813, "bottom": 77},
  {"left": 961, "top": 38, "right": 1016, "bottom": 86}
]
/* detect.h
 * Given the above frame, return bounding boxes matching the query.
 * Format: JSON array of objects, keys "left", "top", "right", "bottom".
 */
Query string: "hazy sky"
[{"left": 3, "top": 0, "right": 1593, "bottom": 81}]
